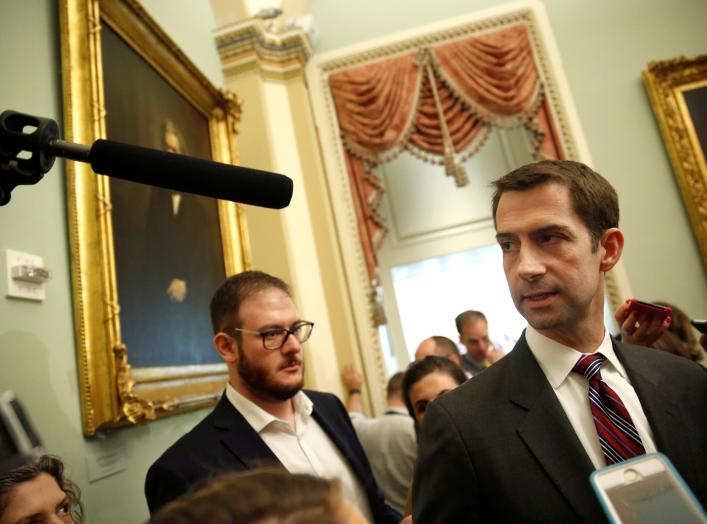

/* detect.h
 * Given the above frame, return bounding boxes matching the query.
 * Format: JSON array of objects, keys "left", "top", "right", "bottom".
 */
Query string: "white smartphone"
[{"left": 590, "top": 453, "right": 706, "bottom": 524}]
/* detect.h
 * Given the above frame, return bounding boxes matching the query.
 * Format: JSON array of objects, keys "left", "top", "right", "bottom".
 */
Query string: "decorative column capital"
[{"left": 215, "top": 19, "right": 313, "bottom": 80}]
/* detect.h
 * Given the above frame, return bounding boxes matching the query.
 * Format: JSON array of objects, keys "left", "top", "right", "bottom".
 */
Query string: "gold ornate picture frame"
[
  {"left": 644, "top": 54, "right": 707, "bottom": 268},
  {"left": 60, "top": 0, "right": 250, "bottom": 436}
]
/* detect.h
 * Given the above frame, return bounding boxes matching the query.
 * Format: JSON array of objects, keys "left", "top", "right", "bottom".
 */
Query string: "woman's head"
[
  {"left": 149, "top": 468, "right": 367, "bottom": 524},
  {"left": 0, "top": 455, "right": 82, "bottom": 524},
  {"left": 653, "top": 302, "right": 703, "bottom": 362},
  {"left": 403, "top": 356, "right": 467, "bottom": 429}
]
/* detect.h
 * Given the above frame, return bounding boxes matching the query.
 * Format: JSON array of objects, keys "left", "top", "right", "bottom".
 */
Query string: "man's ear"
[
  {"left": 213, "top": 332, "right": 238, "bottom": 363},
  {"left": 598, "top": 227, "right": 624, "bottom": 273}
]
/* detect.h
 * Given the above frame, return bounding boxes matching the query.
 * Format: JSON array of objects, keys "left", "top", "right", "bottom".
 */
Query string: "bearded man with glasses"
[{"left": 145, "top": 271, "right": 401, "bottom": 524}]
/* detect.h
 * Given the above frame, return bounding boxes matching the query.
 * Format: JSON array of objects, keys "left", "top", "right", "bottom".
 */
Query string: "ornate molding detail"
[
  {"left": 215, "top": 20, "right": 312, "bottom": 79},
  {"left": 114, "top": 343, "right": 161, "bottom": 424},
  {"left": 644, "top": 54, "right": 707, "bottom": 269}
]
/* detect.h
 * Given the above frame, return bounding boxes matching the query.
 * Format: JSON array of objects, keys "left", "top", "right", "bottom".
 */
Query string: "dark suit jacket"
[
  {"left": 145, "top": 390, "right": 401, "bottom": 524},
  {"left": 413, "top": 334, "right": 707, "bottom": 523}
]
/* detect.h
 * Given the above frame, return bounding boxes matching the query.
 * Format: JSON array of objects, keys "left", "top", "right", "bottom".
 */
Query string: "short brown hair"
[
  {"left": 149, "top": 468, "right": 343, "bottom": 524},
  {"left": 210, "top": 271, "right": 290, "bottom": 335},
  {"left": 491, "top": 160, "right": 619, "bottom": 249},
  {"left": 386, "top": 371, "right": 405, "bottom": 400},
  {"left": 455, "top": 310, "right": 487, "bottom": 334},
  {"left": 0, "top": 455, "right": 83, "bottom": 523}
]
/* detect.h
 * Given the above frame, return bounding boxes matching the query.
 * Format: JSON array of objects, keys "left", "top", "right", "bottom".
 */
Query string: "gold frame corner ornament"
[
  {"left": 60, "top": 0, "right": 250, "bottom": 436},
  {"left": 644, "top": 54, "right": 707, "bottom": 269}
]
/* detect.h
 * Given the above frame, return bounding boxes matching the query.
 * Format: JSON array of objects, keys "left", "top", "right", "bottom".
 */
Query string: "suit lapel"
[
  {"left": 613, "top": 342, "right": 690, "bottom": 471},
  {"left": 509, "top": 337, "right": 606, "bottom": 523},
  {"left": 212, "top": 394, "right": 283, "bottom": 470},
  {"left": 310, "top": 397, "right": 368, "bottom": 485}
]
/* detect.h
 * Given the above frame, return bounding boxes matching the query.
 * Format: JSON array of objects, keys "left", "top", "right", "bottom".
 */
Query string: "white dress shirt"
[
  {"left": 225, "top": 384, "right": 373, "bottom": 522},
  {"left": 525, "top": 325, "right": 656, "bottom": 469}
]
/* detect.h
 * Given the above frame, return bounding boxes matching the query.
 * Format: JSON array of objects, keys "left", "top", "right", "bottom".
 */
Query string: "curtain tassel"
[
  {"left": 443, "top": 143, "right": 468, "bottom": 187},
  {"left": 419, "top": 48, "right": 469, "bottom": 187}
]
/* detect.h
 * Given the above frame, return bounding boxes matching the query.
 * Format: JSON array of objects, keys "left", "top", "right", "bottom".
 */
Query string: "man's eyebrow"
[
  {"left": 257, "top": 320, "right": 303, "bottom": 331},
  {"left": 495, "top": 224, "right": 572, "bottom": 240},
  {"left": 495, "top": 231, "right": 516, "bottom": 241},
  {"left": 535, "top": 224, "right": 573, "bottom": 236}
]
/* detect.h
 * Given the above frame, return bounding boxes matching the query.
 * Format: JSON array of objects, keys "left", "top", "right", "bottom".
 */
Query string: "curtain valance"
[{"left": 327, "top": 24, "right": 563, "bottom": 284}]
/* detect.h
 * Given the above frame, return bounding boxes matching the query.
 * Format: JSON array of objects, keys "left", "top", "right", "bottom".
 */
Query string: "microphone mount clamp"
[{"left": 0, "top": 110, "right": 90, "bottom": 206}]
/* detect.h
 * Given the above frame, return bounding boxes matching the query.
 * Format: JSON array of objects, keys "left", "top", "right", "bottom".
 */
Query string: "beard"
[{"left": 237, "top": 346, "right": 304, "bottom": 402}]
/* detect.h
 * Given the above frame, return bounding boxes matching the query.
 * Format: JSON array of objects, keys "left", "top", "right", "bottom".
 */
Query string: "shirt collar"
[
  {"left": 225, "top": 383, "right": 312, "bottom": 433},
  {"left": 525, "top": 325, "right": 626, "bottom": 389}
]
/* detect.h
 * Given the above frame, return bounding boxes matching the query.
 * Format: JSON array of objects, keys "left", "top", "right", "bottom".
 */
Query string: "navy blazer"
[
  {"left": 145, "top": 390, "right": 400, "bottom": 524},
  {"left": 413, "top": 334, "right": 707, "bottom": 523}
]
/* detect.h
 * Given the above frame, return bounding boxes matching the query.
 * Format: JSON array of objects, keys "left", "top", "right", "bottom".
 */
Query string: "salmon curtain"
[{"left": 328, "top": 24, "right": 564, "bottom": 292}]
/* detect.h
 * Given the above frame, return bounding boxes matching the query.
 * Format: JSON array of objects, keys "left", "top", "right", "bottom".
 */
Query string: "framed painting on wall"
[
  {"left": 60, "top": 0, "right": 250, "bottom": 435},
  {"left": 644, "top": 54, "right": 707, "bottom": 269}
]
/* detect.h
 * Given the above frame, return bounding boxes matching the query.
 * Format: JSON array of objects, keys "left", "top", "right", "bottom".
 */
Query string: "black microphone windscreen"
[{"left": 89, "top": 139, "right": 293, "bottom": 209}]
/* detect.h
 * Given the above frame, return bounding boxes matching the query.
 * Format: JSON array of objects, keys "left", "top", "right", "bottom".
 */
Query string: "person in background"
[
  {"left": 149, "top": 468, "right": 368, "bottom": 524},
  {"left": 615, "top": 300, "right": 704, "bottom": 362},
  {"left": 399, "top": 356, "right": 467, "bottom": 518},
  {"left": 401, "top": 356, "right": 467, "bottom": 432},
  {"left": 413, "top": 336, "right": 462, "bottom": 368},
  {"left": 145, "top": 271, "right": 400, "bottom": 524},
  {"left": 340, "top": 366, "right": 416, "bottom": 515},
  {"left": 0, "top": 455, "right": 82, "bottom": 524},
  {"left": 454, "top": 310, "right": 504, "bottom": 376}
]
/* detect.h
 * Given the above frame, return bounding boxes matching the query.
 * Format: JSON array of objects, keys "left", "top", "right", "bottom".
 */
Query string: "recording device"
[
  {"left": 0, "top": 391, "right": 43, "bottom": 473},
  {"left": 625, "top": 299, "right": 672, "bottom": 324},
  {"left": 0, "top": 110, "right": 293, "bottom": 208},
  {"left": 690, "top": 319, "right": 707, "bottom": 335},
  {"left": 590, "top": 453, "right": 706, "bottom": 524}
]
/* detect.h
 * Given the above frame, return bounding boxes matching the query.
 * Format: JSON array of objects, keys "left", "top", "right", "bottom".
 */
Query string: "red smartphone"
[{"left": 625, "top": 299, "right": 672, "bottom": 323}]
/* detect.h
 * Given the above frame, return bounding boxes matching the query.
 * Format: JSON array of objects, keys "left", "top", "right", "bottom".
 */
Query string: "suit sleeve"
[
  {"left": 145, "top": 461, "right": 190, "bottom": 515},
  {"left": 413, "top": 399, "right": 483, "bottom": 523}
]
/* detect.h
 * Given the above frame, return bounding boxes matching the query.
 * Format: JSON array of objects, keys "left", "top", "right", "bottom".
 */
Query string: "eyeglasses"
[{"left": 227, "top": 321, "right": 314, "bottom": 350}]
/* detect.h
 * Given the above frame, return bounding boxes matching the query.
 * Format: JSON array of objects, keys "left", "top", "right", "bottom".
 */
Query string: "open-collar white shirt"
[
  {"left": 225, "top": 384, "right": 373, "bottom": 521},
  {"left": 526, "top": 325, "right": 656, "bottom": 469}
]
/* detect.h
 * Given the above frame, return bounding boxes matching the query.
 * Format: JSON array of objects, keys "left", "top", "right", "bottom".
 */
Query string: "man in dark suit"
[
  {"left": 145, "top": 271, "right": 400, "bottom": 524},
  {"left": 412, "top": 160, "right": 707, "bottom": 523}
]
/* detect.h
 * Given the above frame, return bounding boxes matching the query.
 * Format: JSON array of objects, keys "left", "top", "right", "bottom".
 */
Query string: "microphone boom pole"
[{"left": 0, "top": 110, "right": 293, "bottom": 209}]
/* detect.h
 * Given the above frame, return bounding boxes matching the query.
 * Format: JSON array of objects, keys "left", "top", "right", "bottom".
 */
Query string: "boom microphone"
[
  {"left": 0, "top": 110, "right": 293, "bottom": 208},
  {"left": 89, "top": 140, "right": 293, "bottom": 209}
]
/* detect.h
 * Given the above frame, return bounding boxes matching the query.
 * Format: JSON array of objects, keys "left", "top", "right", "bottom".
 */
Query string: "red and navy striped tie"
[{"left": 572, "top": 353, "right": 646, "bottom": 465}]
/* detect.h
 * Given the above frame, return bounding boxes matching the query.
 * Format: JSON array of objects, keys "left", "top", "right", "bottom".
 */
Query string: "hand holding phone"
[
  {"left": 615, "top": 300, "right": 671, "bottom": 347},
  {"left": 591, "top": 453, "right": 706, "bottom": 524},
  {"left": 625, "top": 299, "right": 672, "bottom": 323}
]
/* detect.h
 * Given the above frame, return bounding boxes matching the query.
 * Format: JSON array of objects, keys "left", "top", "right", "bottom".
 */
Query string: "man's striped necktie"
[{"left": 572, "top": 353, "right": 646, "bottom": 465}]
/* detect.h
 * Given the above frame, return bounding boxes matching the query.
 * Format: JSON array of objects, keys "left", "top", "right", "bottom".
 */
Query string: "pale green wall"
[
  {"left": 0, "top": 1, "right": 223, "bottom": 523},
  {"left": 311, "top": 0, "right": 707, "bottom": 319},
  {"left": 1, "top": 1, "right": 706, "bottom": 523}
]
